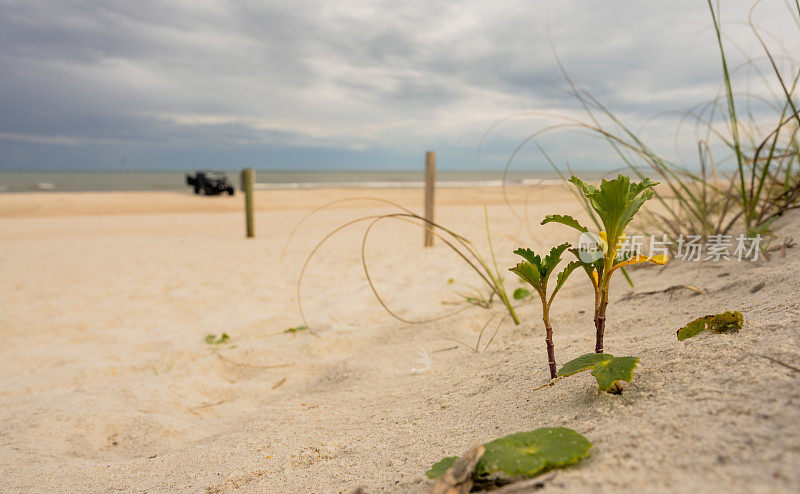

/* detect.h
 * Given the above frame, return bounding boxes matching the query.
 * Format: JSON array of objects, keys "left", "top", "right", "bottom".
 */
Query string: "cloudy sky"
[{"left": 0, "top": 0, "right": 797, "bottom": 171}]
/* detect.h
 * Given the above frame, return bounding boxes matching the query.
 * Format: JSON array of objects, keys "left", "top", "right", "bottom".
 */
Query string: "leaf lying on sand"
[
  {"left": 426, "top": 427, "right": 591, "bottom": 480},
  {"left": 676, "top": 311, "right": 743, "bottom": 341},
  {"left": 204, "top": 333, "right": 230, "bottom": 345},
  {"left": 557, "top": 353, "right": 639, "bottom": 392},
  {"left": 512, "top": 288, "right": 531, "bottom": 300},
  {"left": 426, "top": 456, "right": 459, "bottom": 479}
]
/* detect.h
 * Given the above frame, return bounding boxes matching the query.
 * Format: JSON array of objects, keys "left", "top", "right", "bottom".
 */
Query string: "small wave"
[
  {"left": 520, "top": 179, "right": 566, "bottom": 186},
  {"left": 37, "top": 182, "right": 56, "bottom": 190},
  {"left": 254, "top": 180, "right": 505, "bottom": 190}
]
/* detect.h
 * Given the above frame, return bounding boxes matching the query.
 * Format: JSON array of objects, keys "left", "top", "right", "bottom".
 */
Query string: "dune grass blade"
[
  {"left": 293, "top": 199, "right": 520, "bottom": 333},
  {"left": 485, "top": 2, "right": 800, "bottom": 245}
]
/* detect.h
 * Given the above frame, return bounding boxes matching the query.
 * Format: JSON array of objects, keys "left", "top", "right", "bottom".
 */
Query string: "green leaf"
[
  {"left": 541, "top": 214, "right": 588, "bottom": 233},
  {"left": 677, "top": 311, "right": 742, "bottom": 341},
  {"left": 568, "top": 175, "right": 657, "bottom": 253},
  {"left": 513, "top": 247, "right": 542, "bottom": 269},
  {"left": 557, "top": 353, "right": 639, "bottom": 392},
  {"left": 542, "top": 242, "right": 571, "bottom": 274},
  {"left": 425, "top": 456, "right": 458, "bottom": 479},
  {"left": 509, "top": 261, "right": 542, "bottom": 291},
  {"left": 476, "top": 427, "right": 592, "bottom": 477},
  {"left": 204, "top": 333, "right": 231, "bottom": 345},
  {"left": 512, "top": 243, "right": 571, "bottom": 282},
  {"left": 513, "top": 288, "right": 531, "bottom": 300}
]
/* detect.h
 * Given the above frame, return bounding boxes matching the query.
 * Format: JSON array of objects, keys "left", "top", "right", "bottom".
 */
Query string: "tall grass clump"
[{"left": 494, "top": 0, "right": 800, "bottom": 245}]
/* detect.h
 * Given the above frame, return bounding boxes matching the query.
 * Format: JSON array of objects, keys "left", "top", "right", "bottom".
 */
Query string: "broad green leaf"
[
  {"left": 509, "top": 261, "right": 542, "bottom": 292},
  {"left": 542, "top": 242, "right": 571, "bottom": 274},
  {"left": 425, "top": 456, "right": 458, "bottom": 479},
  {"left": 476, "top": 427, "right": 592, "bottom": 477},
  {"left": 541, "top": 214, "right": 588, "bottom": 233},
  {"left": 568, "top": 175, "right": 657, "bottom": 253},
  {"left": 513, "top": 248, "right": 543, "bottom": 272},
  {"left": 677, "top": 311, "right": 743, "bottom": 341},
  {"left": 512, "top": 243, "right": 571, "bottom": 287},
  {"left": 557, "top": 353, "right": 639, "bottom": 392},
  {"left": 513, "top": 288, "right": 531, "bottom": 300}
]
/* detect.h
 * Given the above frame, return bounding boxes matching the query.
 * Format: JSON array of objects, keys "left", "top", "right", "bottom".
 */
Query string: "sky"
[{"left": 0, "top": 0, "right": 797, "bottom": 171}]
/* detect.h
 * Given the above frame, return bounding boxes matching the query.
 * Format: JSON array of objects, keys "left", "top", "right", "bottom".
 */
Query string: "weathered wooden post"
[
  {"left": 424, "top": 151, "right": 436, "bottom": 247},
  {"left": 241, "top": 168, "right": 255, "bottom": 238}
]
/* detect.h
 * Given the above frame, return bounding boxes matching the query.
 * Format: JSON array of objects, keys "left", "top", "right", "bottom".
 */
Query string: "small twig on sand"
[
  {"left": 188, "top": 400, "right": 226, "bottom": 416},
  {"left": 619, "top": 284, "right": 703, "bottom": 301},
  {"left": 442, "top": 337, "right": 477, "bottom": 353},
  {"left": 490, "top": 471, "right": 557, "bottom": 493},
  {"left": 422, "top": 444, "right": 484, "bottom": 494},
  {"left": 272, "top": 377, "right": 287, "bottom": 390},
  {"left": 751, "top": 353, "right": 800, "bottom": 374},
  {"left": 432, "top": 346, "right": 459, "bottom": 353},
  {"left": 533, "top": 378, "right": 559, "bottom": 392},
  {"left": 217, "top": 353, "right": 294, "bottom": 369}
]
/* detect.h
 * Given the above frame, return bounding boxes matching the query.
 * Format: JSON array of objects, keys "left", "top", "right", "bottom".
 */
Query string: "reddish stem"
[{"left": 544, "top": 322, "right": 557, "bottom": 380}]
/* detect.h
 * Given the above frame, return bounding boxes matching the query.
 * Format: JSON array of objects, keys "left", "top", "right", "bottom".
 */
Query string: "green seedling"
[
  {"left": 509, "top": 242, "right": 582, "bottom": 380},
  {"left": 426, "top": 427, "right": 592, "bottom": 481},
  {"left": 677, "top": 310, "right": 742, "bottom": 341},
  {"left": 543, "top": 175, "right": 667, "bottom": 354},
  {"left": 284, "top": 325, "right": 308, "bottom": 334},
  {"left": 204, "top": 333, "right": 230, "bottom": 345},
  {"left": 558, "top": 353, "right": 639, "bottom": 394}
]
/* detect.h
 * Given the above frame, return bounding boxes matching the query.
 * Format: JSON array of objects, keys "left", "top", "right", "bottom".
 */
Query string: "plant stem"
[
  {"left": 541, "top": 302, "right": 557, "bottom": 380},
  {"left": 596, "top": 283, "right": 609, "bottom": 354},
  {"left": 544, "top": 323, "right": 557, "bottom": 380}
]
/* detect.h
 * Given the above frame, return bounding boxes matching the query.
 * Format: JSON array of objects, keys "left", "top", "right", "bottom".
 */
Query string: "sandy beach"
[{"left": 1, "top": 186, "right": 799, "bottom": 493}]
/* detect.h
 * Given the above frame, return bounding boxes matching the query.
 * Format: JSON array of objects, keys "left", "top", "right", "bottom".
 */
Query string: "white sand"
[{"left": 0, "top": 188, "right": 798, "bottom": 493}]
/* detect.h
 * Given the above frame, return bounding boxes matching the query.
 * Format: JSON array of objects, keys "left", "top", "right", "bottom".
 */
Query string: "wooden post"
[
  {"left": 241, "top": 168, "right": 255, "bottom": 238},
  {"left": 424, "top": 151, "right": 436, "bottom": 247}
]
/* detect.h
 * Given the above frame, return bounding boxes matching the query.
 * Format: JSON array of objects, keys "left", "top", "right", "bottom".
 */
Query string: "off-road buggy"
[{"left": 185, "top": 171, "right": 235, "bottom": 195}]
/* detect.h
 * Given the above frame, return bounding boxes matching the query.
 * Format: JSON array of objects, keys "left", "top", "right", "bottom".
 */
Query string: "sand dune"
[{"left": 1, "top": 188, "right": 798, "bottom": 493}]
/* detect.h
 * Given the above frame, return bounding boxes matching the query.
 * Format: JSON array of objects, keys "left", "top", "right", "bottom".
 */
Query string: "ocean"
[{"left": 0, "top": 169, "right": 585, "bottom": 193}]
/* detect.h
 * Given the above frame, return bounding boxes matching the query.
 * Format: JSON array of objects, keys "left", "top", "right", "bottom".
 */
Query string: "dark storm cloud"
[{"left": 0, "top": 0, "right": 796, "bottom": 169}]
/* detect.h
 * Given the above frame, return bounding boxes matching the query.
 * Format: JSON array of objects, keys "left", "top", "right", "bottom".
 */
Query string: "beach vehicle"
[{"left": 185, "top": 171, "right": 235, "bottom": 195}]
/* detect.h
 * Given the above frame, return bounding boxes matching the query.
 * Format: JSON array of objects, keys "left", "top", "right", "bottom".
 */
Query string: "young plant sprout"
[
  {"left": 509, "top": 242, "right": 582, "bottom": 380},
  {"left": 543, "top": 175, "right": 668, "bottom": 354}
]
